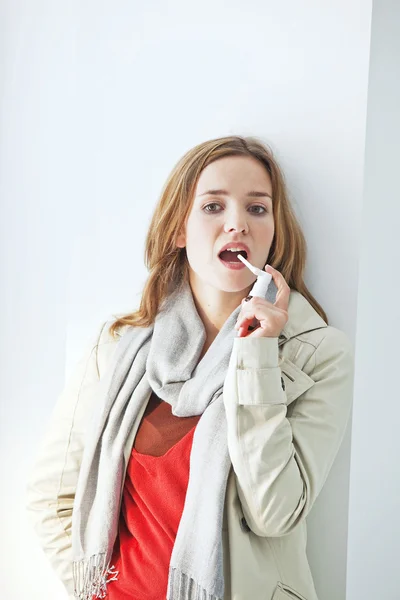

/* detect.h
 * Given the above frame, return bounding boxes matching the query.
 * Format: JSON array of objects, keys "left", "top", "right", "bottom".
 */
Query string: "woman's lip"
[
  {"left": 218, "top": 243, "right": 250, "bottom": 255},
  {"left": 218, "top": 256, "right": 246, "bottom": 270}
]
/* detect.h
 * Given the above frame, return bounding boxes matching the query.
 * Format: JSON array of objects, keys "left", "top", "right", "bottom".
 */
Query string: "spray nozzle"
[
  {"left": 237, "top": 254, "right": 272, "bottom": 299},
  {"left": 237, "top": 254, "right": 265, "bottom": 275}
]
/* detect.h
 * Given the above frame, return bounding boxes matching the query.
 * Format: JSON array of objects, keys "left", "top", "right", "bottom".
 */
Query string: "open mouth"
[{"left": 218, "top": 249, "right": 248, "bottom": 263}]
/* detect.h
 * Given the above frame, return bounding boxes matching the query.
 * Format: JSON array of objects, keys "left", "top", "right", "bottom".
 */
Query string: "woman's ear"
[{"left": 176, "top": 232, "right": 186, "bottom": 249}]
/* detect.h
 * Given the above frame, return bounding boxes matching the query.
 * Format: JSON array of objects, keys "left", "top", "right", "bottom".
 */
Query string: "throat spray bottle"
[{"left": 237, "top": 254, "right": 273, "bottom": 335}]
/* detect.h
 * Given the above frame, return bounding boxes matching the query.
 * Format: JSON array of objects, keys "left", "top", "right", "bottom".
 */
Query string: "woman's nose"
[{"left": 223, "top": 212, "right": 249, "bottom": 233}]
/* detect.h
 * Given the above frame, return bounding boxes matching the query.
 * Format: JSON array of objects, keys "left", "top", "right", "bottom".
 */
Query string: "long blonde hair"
[{"left": 109, "top": 135, "right": 328, "bottom": 337}]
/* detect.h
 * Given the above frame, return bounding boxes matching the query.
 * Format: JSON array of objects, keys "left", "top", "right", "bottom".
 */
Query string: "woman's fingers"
[
  {"left": 235, "top": 265, "right": 290, "bottom": 338},
  {"left": 264, "top": 265, "right": 290, "bottom": 312}
]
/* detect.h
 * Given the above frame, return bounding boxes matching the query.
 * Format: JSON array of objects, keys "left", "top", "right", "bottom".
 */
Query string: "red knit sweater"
[{"left": 103, "top": 392, "right": 201, "bottom": 600}]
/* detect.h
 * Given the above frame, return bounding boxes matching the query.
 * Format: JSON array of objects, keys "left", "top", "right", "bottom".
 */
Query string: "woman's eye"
[
  {"left": 249, "top": 205, "right": 267, "bottom": 214},
  {"left": 203, "top": 203, "right": 221, "bottom": 213}
]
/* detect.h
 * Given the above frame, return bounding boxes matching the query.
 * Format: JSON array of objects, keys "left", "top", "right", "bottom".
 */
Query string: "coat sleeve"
[
  {"left": 25, "top": 320, "right": 111, "bottom": 598},
  {"left": 223, "top": 326, "right": 355, "bottom": 538}
]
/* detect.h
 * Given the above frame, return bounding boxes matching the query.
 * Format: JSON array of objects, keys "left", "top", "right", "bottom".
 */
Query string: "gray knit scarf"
[{"left": 71, "top": 277, "right": 277, "bottom": 600}]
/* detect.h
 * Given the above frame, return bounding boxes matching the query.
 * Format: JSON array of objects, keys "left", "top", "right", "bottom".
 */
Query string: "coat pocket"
[
  {"left": 280, "top": 357, "right": 315, "bottom": 406},
  {"left": 271, "top": 581, "right": 308, "bottom": 600}
]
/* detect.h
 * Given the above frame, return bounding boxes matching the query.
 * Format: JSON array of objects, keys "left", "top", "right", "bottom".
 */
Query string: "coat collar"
[{"left": 279, "top": 289, "right": 328, "bottom": 343}]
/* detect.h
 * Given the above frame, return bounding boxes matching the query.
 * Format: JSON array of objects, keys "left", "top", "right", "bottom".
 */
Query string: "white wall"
[
  {"left": 346, "top": 1, "right": 400, "bottom": 599},
  {"left": 0, "top": 2, "right": 372, "bottom": 599}
]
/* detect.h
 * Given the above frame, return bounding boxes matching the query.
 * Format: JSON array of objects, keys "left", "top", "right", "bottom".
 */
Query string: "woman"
[{"left": 26, "top": 135, "right": 354, "bottom": 600}]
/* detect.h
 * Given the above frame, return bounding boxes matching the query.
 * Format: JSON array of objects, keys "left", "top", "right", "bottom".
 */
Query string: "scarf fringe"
[
  {"left": 167, "top": 567, "right": 223, "bottom": 600},
  {"left": 73, "top": 559, "right": 221, "bottom": 600},
  {"left": 73, "top": 554, "right": 119, "bottom": 600}
]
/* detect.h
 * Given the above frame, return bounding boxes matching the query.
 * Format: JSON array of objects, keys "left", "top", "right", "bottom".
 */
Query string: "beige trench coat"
[{"left": 26, "top": 289, "right": 355, "bottom": 600}]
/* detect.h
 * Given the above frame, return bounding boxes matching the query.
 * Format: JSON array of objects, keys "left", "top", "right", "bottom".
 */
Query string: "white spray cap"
[{"left": 238, "top": 254, "right": 272, "bottom": 298}]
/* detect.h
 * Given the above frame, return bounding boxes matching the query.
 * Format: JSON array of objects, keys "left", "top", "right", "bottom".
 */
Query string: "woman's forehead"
[{"left": 195, "top": 156, "right": 272, "bottom": 198}]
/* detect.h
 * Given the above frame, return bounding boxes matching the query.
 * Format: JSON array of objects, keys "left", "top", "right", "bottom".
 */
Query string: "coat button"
[
  {"left": 240, "top": 516, "right": 251, "bottom": 533},
  {"left": 281, "top": 376, "right": 285, "bottom": 391}
]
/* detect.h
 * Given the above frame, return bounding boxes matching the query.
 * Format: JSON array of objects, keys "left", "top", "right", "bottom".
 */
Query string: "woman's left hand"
[{"left": 234, "top": 265, "right": 290, "bottom": 338}]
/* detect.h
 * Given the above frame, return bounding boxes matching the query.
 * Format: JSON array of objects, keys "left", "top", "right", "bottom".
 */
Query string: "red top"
[{"left": 104, "top": 392, "right": 201, "bottom": 600}]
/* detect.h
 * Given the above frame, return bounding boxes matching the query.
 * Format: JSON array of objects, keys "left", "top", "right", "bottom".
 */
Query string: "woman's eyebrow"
[{"left": 198, "top": 189, "right": 272, "bottom": 199}]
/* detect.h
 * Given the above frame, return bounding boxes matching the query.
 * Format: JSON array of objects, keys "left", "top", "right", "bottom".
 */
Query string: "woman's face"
[{"left": 176, "top": 155, "right": 275, "bottom": 294}]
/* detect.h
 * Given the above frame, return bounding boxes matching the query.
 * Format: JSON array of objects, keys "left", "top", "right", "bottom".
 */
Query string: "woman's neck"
[{"left": 188, "top": 274, "right": 250, "bottom": 336}]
